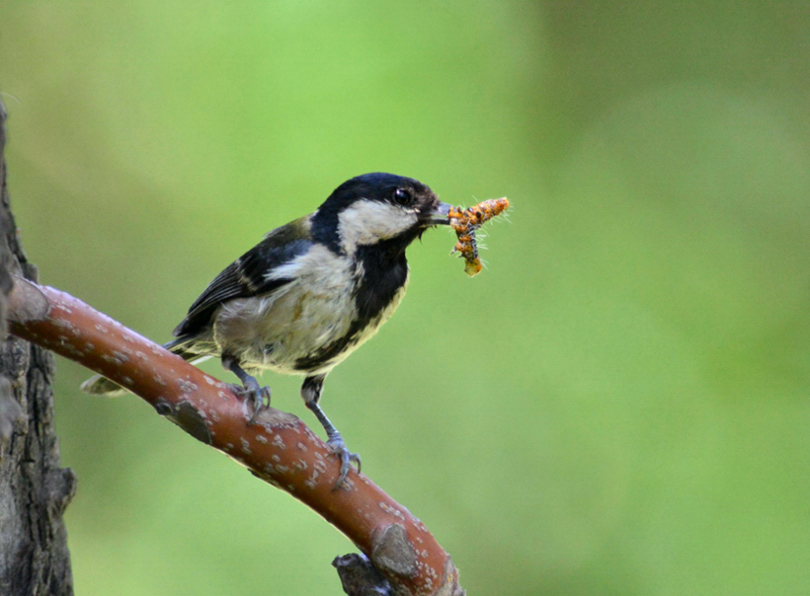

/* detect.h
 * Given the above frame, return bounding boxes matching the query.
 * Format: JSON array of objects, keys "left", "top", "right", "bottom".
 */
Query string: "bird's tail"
[{"left": 80, "top": 338, "right": 207, "bottom": 396}]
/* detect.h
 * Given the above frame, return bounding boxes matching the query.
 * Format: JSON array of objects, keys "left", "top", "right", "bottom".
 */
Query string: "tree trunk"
[{"left": 0, "top": 100, "right": 76, "bottom": 594}]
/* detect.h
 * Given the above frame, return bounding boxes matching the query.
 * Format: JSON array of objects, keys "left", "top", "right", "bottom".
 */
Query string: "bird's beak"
[{"left": 425, "top": 201, "right": 453, "bottom": 226}]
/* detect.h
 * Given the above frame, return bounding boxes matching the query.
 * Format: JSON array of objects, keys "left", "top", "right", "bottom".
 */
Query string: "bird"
[{"left": 82, "top": 172, "right": 453, "bottom": 486}]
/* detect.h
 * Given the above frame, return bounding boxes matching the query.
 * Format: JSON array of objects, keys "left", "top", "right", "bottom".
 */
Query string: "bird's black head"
[{"left": 312, "top": 173, "right": 451, "bottom": 255}]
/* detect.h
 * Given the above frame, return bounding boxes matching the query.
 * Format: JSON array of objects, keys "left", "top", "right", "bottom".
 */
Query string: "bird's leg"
[
  {"left": 222, "top": 355, "right": 270, "bottom": 424},
  {"left": 302, "top": 375, "right": 361, "bottom": 489}
]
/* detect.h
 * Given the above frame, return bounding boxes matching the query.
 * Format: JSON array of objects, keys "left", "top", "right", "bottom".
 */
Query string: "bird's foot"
[
  {"left": 326, "top": 436, "right": 361, "bottom": 490},
  {"left": 228, "top": 380, "right": 271, "bottom": 424}
]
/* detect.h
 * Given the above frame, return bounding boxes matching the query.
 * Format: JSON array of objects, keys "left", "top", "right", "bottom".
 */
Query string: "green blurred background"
[{"left": 2, "top": 2, "right": 810, "bottom": 594}]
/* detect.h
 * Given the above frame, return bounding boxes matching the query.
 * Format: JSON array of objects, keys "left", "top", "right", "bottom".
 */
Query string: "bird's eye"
[{"left": 393, "top": 188, "right": 413, "bottom": 206}]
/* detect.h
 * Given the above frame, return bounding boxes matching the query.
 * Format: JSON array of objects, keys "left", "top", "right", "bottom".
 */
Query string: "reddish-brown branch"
[{"left": 7, "top": 278, "right": 465, "bottom": 596}]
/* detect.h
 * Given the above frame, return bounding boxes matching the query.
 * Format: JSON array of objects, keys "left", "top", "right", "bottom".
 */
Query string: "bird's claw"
[
  {"left": 327, "top": 437, "right": 361, "bottom": 490},
  {"left": 228, "top": 382, "right": 271, "bottom": 424}
]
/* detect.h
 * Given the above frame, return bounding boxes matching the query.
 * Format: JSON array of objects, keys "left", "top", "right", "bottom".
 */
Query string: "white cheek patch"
[{"left": 338, "top": 200, "right": 418, "bottom": 250}]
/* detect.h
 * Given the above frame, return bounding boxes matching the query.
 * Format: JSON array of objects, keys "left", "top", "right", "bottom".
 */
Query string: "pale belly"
[{"left": 211, "top": 260, "right": 407, "bottom": 376}]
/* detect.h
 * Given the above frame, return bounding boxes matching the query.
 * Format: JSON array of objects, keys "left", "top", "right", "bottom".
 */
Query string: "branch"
[{"left": 7, "top": 277, "right": 465, "bottom": 596}]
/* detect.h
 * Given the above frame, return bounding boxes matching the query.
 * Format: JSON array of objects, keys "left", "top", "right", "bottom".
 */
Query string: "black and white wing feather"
[{"left": 173, "top": 217, "right": 313, "bottom": 338}]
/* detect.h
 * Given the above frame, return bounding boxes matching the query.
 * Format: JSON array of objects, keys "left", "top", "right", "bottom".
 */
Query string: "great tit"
[{"left": 83, "top": 172, "right": 454, "bottom": 486}]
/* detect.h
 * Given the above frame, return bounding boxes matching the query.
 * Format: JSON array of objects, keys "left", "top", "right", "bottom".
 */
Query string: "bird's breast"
[{"left": 211, "top": 244, "right": 408, "bottom": 375}]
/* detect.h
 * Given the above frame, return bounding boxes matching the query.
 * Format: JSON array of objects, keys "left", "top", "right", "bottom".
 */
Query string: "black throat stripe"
[{"left": 293, "top": 238, "right": 409, "bottom": 373}]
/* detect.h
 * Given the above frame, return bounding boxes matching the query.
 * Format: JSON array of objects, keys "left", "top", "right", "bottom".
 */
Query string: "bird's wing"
[{"left": 173, "top": 217, "right": 313, "bottom": 338}]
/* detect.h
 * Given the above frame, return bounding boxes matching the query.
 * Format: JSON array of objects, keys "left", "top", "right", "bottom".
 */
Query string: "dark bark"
[{"left": 0, "top": 99, "right": 77, "bottom": 595}]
